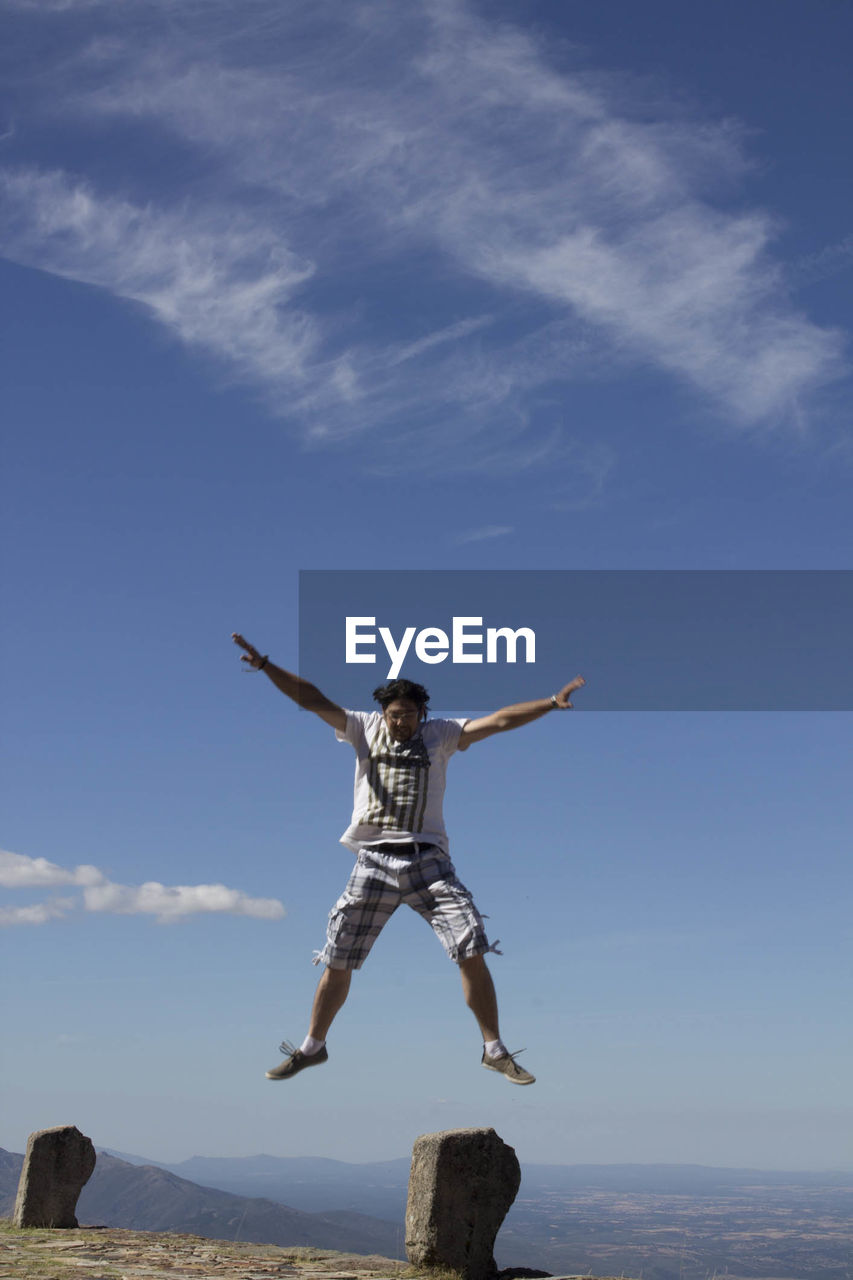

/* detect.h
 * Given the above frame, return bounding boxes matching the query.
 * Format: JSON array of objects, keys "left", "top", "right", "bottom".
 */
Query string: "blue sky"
[{"left": 1, "top": 0, "right": 851, "bottom": 1171}]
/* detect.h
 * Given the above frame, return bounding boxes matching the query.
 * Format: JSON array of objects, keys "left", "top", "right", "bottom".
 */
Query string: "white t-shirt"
[{"left": 335, "top": 710, "right": 468, "bottom": 854}]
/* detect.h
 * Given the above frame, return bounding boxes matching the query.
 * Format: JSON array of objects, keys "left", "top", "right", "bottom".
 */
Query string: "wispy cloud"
[
  {"left": 385, "top": 316, "right": 496, "bottom": 368},
  {"left": 0, "top": 850, "right": 286, "bottom": 925},
  {"left": 4, "top": 0, "right": 115, "bottom": 9},
  {"left": 490, "top": 209, "right": 841, "bottom": 422},
  {"left": 794, "top": 233, "right": 853, "bottom": 287},
  {"left": 452, "top": 524, "right": 514, "bottom": 545},
  {"left": 0, "top": 0, "right": 846, "bottom": 468},
  {"left": 547, "top": 441, "right": 616, "bottom": 510},
  {"left": 0, "top": 169, "right": 320, "bottom": 391}
]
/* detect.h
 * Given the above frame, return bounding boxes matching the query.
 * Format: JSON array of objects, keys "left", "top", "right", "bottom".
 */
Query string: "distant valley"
[
  {"left": 3, "top": 1147, "right": 852, "bottom": 1280},
  {"left": 0, "top": 1150, "right": 406, "bottom": 1258}
]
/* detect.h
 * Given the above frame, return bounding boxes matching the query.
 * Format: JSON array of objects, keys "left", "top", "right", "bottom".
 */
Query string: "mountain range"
[
  {"left": 3, "top": 1146, "right": 852, "bottom": 1280},
  {"left": 0, "top": 1149, "right": 406, "bottom": 1257}
]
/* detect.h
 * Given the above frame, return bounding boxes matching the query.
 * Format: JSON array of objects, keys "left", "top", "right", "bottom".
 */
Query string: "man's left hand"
[{"left": 553, "top": 676, "right": 586, "bottom": 709}]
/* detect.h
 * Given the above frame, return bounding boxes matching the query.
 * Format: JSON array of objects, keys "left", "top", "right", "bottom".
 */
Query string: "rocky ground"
[
  {"left": 0, "top": 1223, "right": 624, "bottom": 1280},
  {"left": 0, "top": 1224, "right": 411, "bottom": 1280}
]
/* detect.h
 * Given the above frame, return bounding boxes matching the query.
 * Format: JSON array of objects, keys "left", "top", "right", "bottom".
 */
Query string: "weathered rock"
[
  {"left": 405, "top": 1127, "right": 521, "bottom": 1280},
  {"left": 13, "top": 1124, "right": 96, "bottom": 1228}
]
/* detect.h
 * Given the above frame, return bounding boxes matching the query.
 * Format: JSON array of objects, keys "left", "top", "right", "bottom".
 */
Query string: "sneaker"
[
  {"left": 265, "top": 1040, "right": 328, "bottom": 1080},
  {"left": 481, "top": 1047, "right": 535, "bottom": 1085}
]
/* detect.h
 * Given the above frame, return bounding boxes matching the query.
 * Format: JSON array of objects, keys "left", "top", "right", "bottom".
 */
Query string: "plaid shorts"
[{"left": 314, "top": 844, "right": 497, "bottom": 970}]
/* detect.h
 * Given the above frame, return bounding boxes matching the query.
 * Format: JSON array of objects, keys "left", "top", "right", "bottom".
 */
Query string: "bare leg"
[
  {"left": 459, "top": 954, "right": 500, "bottom": 1043},
  {"left": 307, "top": 966, "right": 352, "bottom": 1041}
]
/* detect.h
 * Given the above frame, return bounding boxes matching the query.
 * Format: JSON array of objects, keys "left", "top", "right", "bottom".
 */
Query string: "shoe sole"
[{"left": 266, "top": 1055, "right": 327, "bottom": 1080}]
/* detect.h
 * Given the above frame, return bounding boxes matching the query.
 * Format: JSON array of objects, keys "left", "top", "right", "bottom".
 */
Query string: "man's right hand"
[
  {"left": 232, "top": 632, "right": 267, "bottom": 671},
  {"left": 231, "top": 635, "right": 346, "bottom": 731}
]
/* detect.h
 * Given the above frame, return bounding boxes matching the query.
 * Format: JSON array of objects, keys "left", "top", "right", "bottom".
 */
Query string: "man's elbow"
[{"left": 298, "top": 688, "right": 327, "bottom": 713}]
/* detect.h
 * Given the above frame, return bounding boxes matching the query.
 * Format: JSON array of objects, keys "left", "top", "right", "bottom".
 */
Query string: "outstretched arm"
[
  {"left": 459, "top": 676, "right": 585, "bottom": 747},
  {"left": 232, "top": 633, "right": 347, "bottom": 732}
]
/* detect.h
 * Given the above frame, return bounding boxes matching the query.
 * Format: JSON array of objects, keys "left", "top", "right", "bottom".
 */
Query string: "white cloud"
[
  {"left": 0, "top": 169, "right": 320, "bottom": 392},
  {"left": 0, "top": 849, "right": 286, "bottom": 926},
  {"left": 0, "top": 0, "right": 846, "bottom": 463},
  {"left": 487, "top": 207, "right": 842, "bottom": 421},
  {"left": 0, "top": 849, "right": 104, "bottom": 888},
  {"left": 82, "top": 879, "right": 286, "bottom": 924},
  {"left": 0, "top": 898, "right": 75, "bottom": 926}
]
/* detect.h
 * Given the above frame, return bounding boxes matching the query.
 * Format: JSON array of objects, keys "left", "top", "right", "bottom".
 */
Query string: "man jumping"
[{"left": 232, "top": 632, "right": 585, "bottom": 1086}]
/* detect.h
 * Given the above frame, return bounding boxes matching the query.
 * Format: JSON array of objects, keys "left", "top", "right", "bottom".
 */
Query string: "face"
[{"left": 382, "top": 697, "right": 424, "bottom": 742}]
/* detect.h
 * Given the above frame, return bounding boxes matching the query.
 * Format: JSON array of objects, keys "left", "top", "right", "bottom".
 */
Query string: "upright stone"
[
  {"left": 406, "top": 1126, "right": 521, "bottom": 1280},
  {"left": 13, "top": 1125, "right": 96, "bottom": 1228}
]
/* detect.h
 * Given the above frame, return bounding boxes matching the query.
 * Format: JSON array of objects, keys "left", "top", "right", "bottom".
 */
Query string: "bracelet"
[
  {"left": 257, "top": 655, "right": 269, "bottom": 672},
  {"left": 550, "top": 694, "right": 559, "bottom": 708}
]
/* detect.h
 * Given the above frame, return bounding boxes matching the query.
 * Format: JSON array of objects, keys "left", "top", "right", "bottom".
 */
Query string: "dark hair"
[{"left": 372, "top": 679, "right": 430, "bottom": 711}]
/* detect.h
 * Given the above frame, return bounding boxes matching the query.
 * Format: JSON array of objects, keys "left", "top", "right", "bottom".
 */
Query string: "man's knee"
[{"left": 322, "top": 964, "right": 353, "bottom": 982}]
